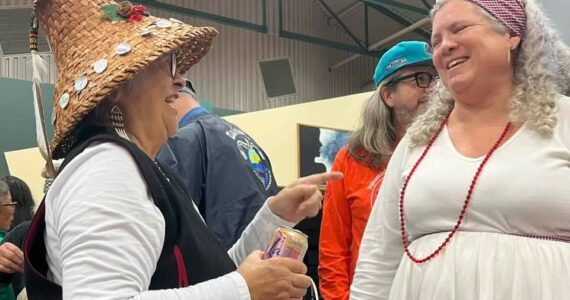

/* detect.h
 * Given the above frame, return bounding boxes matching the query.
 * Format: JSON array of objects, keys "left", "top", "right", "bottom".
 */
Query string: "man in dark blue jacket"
[{"left": 157, "top": 79, "right": 278, "bottom": 249}]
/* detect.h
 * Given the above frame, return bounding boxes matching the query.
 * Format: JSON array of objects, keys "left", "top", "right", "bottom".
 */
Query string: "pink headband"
[{"left": 471, "top": 0, "right": 527, "bottom": 38}]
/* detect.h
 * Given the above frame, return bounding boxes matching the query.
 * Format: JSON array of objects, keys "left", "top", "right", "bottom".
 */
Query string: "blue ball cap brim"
[{"left": 373, "top": 41, "right": 434, "bottom": 86}]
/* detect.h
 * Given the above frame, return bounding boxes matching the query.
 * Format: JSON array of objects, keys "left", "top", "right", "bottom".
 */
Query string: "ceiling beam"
[
  {"left": 361, "top": 0, "right": 429, "bottom": 15},
  {"left": 329, "top": 17, "right": 429, "bottom": 71},
  {"left": 421, "top": 0, "right": 433, "bottom": 9},
  {"left": 366, "top": 1, "right": 431, "bottom": 40},
  {"left": 278, "top": 0, "right": 380, "bottom": 56},
  {"left": 327, "top": 0, "right": 360, "bottom": 24},
  {"left": 317, "top": 0, "right": 366, "bottom": 48},
  {"left": 131, "top": 0, "right": 267, "bottom": 33}
]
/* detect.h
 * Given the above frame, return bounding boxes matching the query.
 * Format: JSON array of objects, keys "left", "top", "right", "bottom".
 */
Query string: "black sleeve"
[{"left": 2, "top": 221, "right": 31, "bottom": 249}]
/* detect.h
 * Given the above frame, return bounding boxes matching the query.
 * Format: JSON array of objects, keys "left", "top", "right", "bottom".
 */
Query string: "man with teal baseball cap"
[
  {"left": 373, "top": 40, "right": 434, "bottom": 85},
  {"left": 319, "top": 41, "right": 436, "bottom": 299},
  {"left": 372, "top": 40, "right": 437, "bottom": 140}
]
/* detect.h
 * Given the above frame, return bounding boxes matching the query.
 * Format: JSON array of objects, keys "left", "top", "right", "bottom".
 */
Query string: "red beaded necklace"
[{"left": 399, "top": 114, "right": 512, "bottom": 264}]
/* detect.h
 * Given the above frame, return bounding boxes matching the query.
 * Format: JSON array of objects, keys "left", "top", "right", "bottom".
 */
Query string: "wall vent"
[{"left": 258, "top": 57, "right": 297, "bottom": 99}]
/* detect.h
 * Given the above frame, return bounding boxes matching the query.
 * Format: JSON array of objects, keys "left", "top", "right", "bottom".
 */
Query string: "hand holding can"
[
  {"left": 262, "top": 226, "right": 308, "bottom": 261},
  {"left": 237, "top": 250, "right": 310, "bottom": 300}
]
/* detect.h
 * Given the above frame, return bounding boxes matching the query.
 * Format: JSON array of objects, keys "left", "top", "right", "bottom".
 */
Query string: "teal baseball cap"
[{"left": 373, "top": 41, "right": 433, "bottom": 86}]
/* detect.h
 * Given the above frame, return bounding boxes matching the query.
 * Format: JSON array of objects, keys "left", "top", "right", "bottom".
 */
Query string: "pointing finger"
[{"left": 295, "top": 172, "right": 343, "bottom": 186}]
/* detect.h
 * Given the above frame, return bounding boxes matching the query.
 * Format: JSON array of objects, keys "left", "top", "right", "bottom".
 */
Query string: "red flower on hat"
[
  {"left": 128, "top": 5, "right": 147, "bottom": 22},
  {"left": 101, "top": 1, "right": 149, "bottom": 23}
]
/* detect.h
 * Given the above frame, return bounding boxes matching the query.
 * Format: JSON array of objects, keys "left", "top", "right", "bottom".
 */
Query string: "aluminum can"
[{"left": 262, "top": 226, "right": 308, "bottom": 261}]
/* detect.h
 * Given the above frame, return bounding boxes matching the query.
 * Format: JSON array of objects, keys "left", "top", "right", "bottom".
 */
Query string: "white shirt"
[
  {"left": 351, "top": 96, "right": 570, "bottom": 299},
  {"left": 44, "top": 142, "right": 295, "bottom": 300}
]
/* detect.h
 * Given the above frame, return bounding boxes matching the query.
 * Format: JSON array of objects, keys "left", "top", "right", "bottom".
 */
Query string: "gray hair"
[
  {"left": 347, "top": 72, "right": 399, "bottom": 169},
  {"left": 0, "top": 180, "right": 9, "bottom": 199},
  {"left": 407, "top": 0, "right": 570, "bottom": 146}
]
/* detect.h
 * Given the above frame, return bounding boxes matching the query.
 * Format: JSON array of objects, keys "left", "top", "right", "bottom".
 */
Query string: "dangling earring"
[
  {"left": 110, "top": 105, "right": 131, "bottom": 141},
  {"left": 507, "top": 48, "right": 511, "bottom": 65}
]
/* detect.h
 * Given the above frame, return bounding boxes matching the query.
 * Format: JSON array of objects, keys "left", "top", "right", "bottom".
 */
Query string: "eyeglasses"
[
  {"left": 185, "top": 79, "right": 196, "bottom": 95},
  {"left": 179, "top": 79, "right": 197, "bottom": 97},
  {"left": 388, "top": 72, "right": 437, "bottom": 88},
  {"left": 1, "top": 202, "right": 17, "bottom": 207},
  {"left": 170, "top": 52, "right": 177, "bottom": 79}
]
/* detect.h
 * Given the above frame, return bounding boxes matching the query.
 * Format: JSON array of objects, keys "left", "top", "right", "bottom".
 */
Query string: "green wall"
[{"left": 0, "top": 78, "right": 54, "bottom": 177}]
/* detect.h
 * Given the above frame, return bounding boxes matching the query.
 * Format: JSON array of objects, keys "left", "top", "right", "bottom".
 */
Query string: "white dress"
[{"left": 350, "top": 96, "right": 570, "bottom": 300}]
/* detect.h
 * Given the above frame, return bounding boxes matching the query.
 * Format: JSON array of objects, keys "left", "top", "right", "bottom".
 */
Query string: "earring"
[
  {"left": 507, "top": 49, "right": 511, "bottom": 65},
  {"left": 43, "top": 178, "right": 54, "bottom": 194},
  {"left": 110, "top": 105, "right": 131, "bottom": 141}
]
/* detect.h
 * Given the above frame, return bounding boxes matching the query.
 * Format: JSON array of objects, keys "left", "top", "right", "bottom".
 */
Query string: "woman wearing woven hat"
[
  {"left": 318, "top": 41, "right": 436, "bottom": 300},
  {"left": 24, "top": 0, "right": 341, "bottom": 299},
  {"left": 351, "top": 0, "right": 570, "bottom": 299}
]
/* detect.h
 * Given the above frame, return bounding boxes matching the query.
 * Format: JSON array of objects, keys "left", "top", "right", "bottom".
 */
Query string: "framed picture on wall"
[{"left": 298, "top": 124, "right": 351, "bottom": 178}]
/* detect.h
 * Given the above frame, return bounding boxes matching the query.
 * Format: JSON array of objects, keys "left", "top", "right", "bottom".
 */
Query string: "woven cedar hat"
[{"left": 34, "top": 0, "right": 218, "bottom": 159}]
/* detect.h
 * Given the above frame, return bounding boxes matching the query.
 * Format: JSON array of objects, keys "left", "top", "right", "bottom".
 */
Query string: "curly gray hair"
[{"left": 407, "top": 0, "right": 570, "bottom": 146}]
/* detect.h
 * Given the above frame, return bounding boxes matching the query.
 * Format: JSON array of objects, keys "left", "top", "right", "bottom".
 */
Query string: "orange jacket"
[{"left": 318, "top": 147, "right": 385, "bottom": 300}]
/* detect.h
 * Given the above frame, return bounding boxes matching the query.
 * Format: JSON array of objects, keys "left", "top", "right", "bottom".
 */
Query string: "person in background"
[
  {"left": 0, "top": 176, "right": 34, "bottom": 299},
  {"left": 0, "top": 182, "right": 15, "bottom": 241},
  {"left": 318, "top": 41, "right": 436, "bottom": 300},
  {"left": 24, "top": 0, "right": 341, "bottom": 298},
  {"left": 0, "top": 177, "right": 34, "bottom": 230},
  {"left": 0, "top": 163, "right": 69, "bottom": 300},
  {"left": 0, "top": 181, "right": 16, "bottom": 300},
  {"left": 351, "top": 0, "right": 570, "bottom": 299},
  {"left": 157, "top": 79, "right": 278, "bottom": 249},
  {"left": 0, "top": 223, "right": 26, "bottom": 300}
]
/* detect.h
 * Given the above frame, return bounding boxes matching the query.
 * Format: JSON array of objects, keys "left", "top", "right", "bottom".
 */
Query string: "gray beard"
[{"left": 393, "top": 102, "right": 428, "bottom": 134}]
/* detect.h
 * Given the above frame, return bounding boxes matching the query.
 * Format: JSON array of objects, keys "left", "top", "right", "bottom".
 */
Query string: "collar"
[{"left": 178, "top": 106, "right": 209, "bottom": 128}]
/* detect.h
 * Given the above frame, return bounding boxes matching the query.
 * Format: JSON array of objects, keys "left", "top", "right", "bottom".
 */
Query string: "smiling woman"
[
  {"left": 23, "top": 1, "right": 342, "bottom": 299},
  {"left": 410, "top": 0, "right": 570, "bottom": 145},
  {"left": 68, "top": 53, "right": 180, "bottom": 159},
  {"left": 350, "top": 0, "right": 570, "bottom": 299}
]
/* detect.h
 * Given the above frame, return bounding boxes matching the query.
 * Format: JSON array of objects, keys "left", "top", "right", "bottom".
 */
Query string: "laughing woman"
[
  {"left": 24, "top": 1, "right": 340, "bottom": 299},
  {"left": 351, "top": 0, "right": 570, "bottom": 299}
]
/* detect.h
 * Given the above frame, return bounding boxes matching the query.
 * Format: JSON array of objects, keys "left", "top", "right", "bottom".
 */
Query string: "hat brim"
[
  {"left": 406, "top": 58, "right": 434, "bottom": 69},
  {"left": 375, "top": 58, "right": 433, "bottom": 86}
]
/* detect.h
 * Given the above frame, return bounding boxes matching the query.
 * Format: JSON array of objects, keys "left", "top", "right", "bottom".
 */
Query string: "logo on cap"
[{"left": 386, "top": 58, "right": 408, "bottom": 70}]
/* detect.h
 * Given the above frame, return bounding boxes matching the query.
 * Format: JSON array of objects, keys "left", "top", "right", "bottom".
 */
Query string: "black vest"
[{"left": 24, "top": 134, "right": 237, "bottom": 299}]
